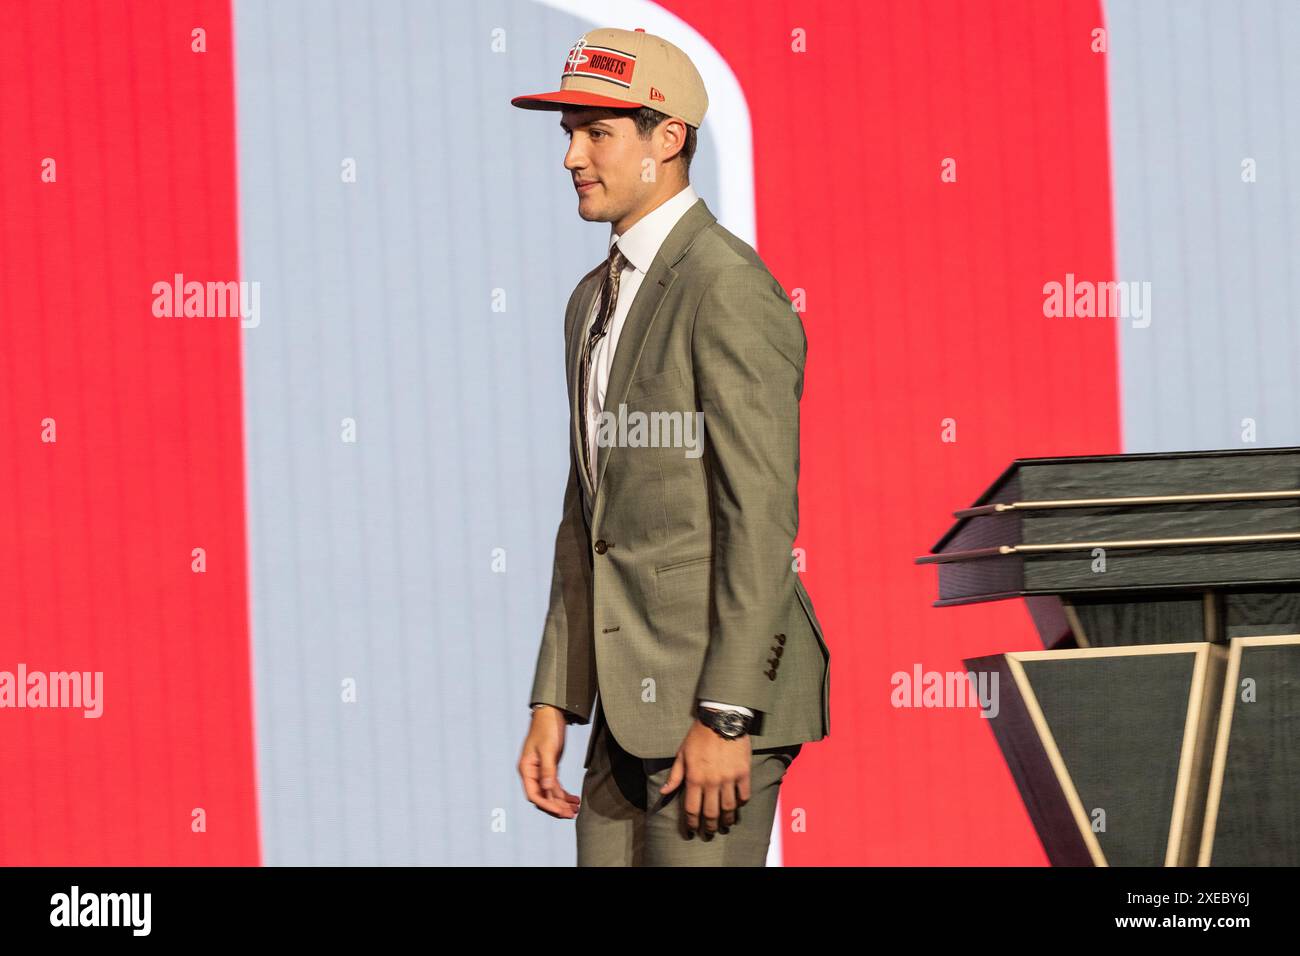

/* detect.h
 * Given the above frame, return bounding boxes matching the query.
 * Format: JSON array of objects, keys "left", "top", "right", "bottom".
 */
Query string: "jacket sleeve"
[
  {"left": 691, "top": 263, "right": 806, "bottom": 715},
  {"left": 529, "top": 450, "right": 597, "bottom": 724},
  {"left": 529, "top": 283, "right": 599, "bottom": 724}
]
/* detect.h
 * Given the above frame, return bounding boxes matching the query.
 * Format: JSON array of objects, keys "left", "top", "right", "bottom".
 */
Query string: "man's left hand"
[{"left": 659, "top": 719, "right": 752, "bottom": 837}]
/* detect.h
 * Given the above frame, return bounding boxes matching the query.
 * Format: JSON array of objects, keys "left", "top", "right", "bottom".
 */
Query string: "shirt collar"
[{"left": 608, "top": 183, "right": 700, "bottom": 275}]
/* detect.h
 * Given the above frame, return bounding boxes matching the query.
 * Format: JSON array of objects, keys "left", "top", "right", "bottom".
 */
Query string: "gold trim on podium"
[
  {"left": 956, "top": 489, "right": 1300, "bottom": 518},
  {"left": 916, "top": 530, "right": 1300, "bottom": 564}
]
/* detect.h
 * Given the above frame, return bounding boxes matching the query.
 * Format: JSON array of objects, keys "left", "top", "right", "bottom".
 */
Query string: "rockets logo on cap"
[
  {"left": 563, "top": 37, "right": 589, "bottom": 72},
  {"left": 561, "top": 36, "right": 636, "bottom": 89}
]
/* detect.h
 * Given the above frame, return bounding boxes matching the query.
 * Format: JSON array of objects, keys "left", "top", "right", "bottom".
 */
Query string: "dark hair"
[
  {"left": 627, "top": 106, "right": 697, "bottom": 179},
  {"left": 571, "top": 105, "right": 698, "bottom": 178}
]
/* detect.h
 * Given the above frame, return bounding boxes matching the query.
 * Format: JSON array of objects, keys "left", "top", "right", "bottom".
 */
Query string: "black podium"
[{"left": 916, "top": 447, "right": 1300, "bottom": 866}]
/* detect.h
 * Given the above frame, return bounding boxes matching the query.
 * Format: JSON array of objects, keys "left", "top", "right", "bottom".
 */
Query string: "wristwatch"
[{"left": 696, "top": 704, "right": 753, "bottom": 739}]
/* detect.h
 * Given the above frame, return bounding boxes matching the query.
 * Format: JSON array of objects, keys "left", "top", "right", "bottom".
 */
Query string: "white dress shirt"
[{"left": 577, "top": 183, "right": 754, "bottom": 721}]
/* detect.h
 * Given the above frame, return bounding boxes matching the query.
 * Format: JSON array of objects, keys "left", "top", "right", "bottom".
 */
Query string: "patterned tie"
[{"left": 577, "top": 244, "right": 629, "bottom": 488}]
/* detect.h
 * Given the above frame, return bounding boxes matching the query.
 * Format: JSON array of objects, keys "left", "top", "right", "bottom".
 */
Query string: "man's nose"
[{"left": 564, "top": 140, "right": 585, "bottom": 171}]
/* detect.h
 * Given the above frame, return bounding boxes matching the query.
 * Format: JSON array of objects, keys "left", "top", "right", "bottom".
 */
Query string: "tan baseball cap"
[{"left": 511, "top": 27, "right": 708, "bottom": 129}]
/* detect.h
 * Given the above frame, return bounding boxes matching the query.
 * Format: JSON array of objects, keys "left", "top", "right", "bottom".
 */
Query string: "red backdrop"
[
  {"left": 0, "top": 0, "right": 257, "bottom": 864},
  {"left": 658, "top": 0, "right": 1120, "bottom": 864}
]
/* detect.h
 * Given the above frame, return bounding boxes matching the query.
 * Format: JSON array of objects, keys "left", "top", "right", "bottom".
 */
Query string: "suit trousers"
[{"left": 575, "top": 698, "right": 801, "bottom": 866}]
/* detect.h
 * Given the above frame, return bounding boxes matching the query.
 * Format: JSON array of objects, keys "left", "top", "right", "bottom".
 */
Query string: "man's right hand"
[{"left": 519, "top": 705, "right": 581, "bottom": 819}]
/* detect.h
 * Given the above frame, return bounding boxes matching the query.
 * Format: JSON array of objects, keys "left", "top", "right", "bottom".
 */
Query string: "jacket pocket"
[
  {"left": 654, "top": 554, "right": 712, "bottom": 598},
  {"left": 627, "top": 366, "right": 685, "bottom": 404}
]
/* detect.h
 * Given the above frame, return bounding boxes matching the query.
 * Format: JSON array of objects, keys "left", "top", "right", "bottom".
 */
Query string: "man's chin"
[{"left": 575, "top": 202, "right": 610, "bottom": 223}]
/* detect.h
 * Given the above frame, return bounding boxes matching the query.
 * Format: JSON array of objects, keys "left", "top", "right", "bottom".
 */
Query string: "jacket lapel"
[
  {"left": 569, "top": 269, "right": 605, "bottom": 505},
  {"left": 591, "top": 198, "right": 717, "bottom": 525}
]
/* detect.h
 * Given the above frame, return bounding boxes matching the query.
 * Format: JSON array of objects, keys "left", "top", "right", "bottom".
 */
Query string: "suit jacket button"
[{"left": 594, "top": 539, "right": 608, "bottom": 554}]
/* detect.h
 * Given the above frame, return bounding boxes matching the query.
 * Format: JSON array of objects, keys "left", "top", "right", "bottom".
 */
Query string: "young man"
[{"left": 512, "top": 27, "right": 829, "bottom": 866}]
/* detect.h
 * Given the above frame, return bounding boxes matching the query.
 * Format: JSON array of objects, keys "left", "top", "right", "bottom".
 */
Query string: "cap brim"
[{"left": 510, "top": 90, "right": 644, "bottom": 112}]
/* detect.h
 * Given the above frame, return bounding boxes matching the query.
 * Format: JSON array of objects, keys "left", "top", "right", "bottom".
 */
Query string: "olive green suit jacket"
[{"left": 531, "top": 196, "right": 830, "bottom": 765}]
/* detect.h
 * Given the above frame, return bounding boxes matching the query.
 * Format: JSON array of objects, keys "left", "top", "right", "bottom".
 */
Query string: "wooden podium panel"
[
  {"left": 966, "top": 644, "right": 1223, "bottom": 866},
  {"left": 1200, "top": 635, "right": 1300, "bottom": 865}
]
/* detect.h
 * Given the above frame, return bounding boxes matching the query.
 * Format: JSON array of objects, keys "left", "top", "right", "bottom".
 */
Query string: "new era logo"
[{"left": 649, "top": 86, "right": 665, "bottom": 102}]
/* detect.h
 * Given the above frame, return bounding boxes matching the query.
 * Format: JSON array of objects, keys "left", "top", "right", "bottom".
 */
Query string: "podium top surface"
[{"left": 928, "top": 446, "right": 1300, "bottom": 555}]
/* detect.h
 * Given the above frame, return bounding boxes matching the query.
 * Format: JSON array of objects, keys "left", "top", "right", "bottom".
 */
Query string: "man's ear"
[{"left": 659, "top": 118, "right": 687, "bottom": 163}]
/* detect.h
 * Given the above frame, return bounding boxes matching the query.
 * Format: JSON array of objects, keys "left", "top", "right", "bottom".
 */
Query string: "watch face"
[
  {"left": 715, "top": 711, "right": 745, "bottom": 736},
  {"left": 700, "top": 706, "right": 748, "bottom": 737}
]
